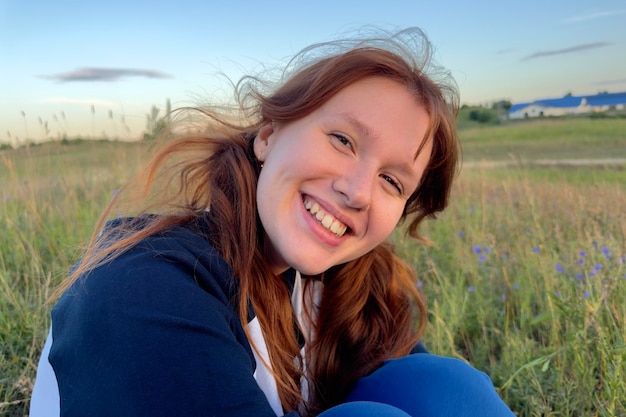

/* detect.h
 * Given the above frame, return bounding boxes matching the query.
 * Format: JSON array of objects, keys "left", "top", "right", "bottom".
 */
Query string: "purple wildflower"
[
  {"left": 579, "top": 251, "right": 586, "bottom": 257},
  {"left": 555, "top": 263, "right": 564, "bottom": 273},
  {"left": 575, "top": 273, "right": 584, "bottom": 280},
  {"left": 477, "top": 254, "right": 487, "bottom": 265},
  {"left": 468, "top": 285, "right": 475, "bottom": 293},
  {"left": 554, "top": 291, "right": 561, "bottom": 298},
  {"left": 583, "top": 291, "right": 590, "bottom": 298},
  {"left": 594, "top": 264, "right": 603, "bottom": 271},
  {"left": 578, "top": 258, "right": 584, "bottom": 265},
  {"left": 484, "top": 247, "right": 492, "bottom": 254},
  {"left": 513, "top": 284, "right": 520, "bottom": 291},
  {"left": 457, "top": 231, "right": 465, "bottom": 239},
  {"left": 473, "top": 245, "right": 481, "bottom": 254},
  {"left": 416, "top": 281, "right": 423, "bottom": 289},
  {"left": 532, "top": 246, "right": 540, "bottom": 253}
]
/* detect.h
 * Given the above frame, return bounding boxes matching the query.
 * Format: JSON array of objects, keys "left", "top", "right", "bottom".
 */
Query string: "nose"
[{"left": 333, "top": 166, "right": 374, "bottom": 211}]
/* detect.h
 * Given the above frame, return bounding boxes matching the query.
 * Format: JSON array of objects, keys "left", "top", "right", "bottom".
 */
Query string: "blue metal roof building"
[{"left": 509, "top": 92, "right": 626, "bottom": 119}]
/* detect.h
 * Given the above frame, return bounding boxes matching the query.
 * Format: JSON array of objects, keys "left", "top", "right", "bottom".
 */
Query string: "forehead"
[
  {"left": 320, "top": 77, "right": 430, "bottom": 149},
  {"left": 320, "top": 76, "right": 425, "bottom": 122}
]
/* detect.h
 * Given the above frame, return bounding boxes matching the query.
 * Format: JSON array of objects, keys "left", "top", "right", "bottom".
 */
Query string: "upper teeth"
[{"left": 304, "top": 199, "right": 348, "bottom": 237}]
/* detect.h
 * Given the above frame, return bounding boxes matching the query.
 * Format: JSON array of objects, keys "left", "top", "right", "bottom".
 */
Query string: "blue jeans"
[{"left": 319, "top": 354, "right": 514, "bottom": 417}]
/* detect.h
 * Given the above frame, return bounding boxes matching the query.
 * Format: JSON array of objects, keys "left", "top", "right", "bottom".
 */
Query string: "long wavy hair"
[{"left": 51, "top": 27, "right": 460, "bottom": 416}]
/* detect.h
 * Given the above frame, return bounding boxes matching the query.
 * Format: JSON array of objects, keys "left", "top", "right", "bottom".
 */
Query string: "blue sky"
[{"left": 1, "top": 0, "right": 625, "bottom": 142}]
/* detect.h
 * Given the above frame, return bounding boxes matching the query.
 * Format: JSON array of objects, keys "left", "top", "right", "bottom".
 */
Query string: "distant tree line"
[{"left": 460, "top": 100, "right": 512, "bottom": 125}]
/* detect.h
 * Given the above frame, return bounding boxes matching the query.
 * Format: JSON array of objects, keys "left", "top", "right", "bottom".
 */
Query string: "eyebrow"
[
  {"left": 338, "top": 112, "right": 424, "bottom": 184},
  {"left": 338, "top": 112, "right": 378, "bottom": 141},
  {"left": 338, "top": 112, "right": 429, "bottom": 162}
]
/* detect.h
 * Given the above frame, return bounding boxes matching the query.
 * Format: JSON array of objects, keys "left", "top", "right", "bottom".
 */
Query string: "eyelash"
[
  {"left": 381, "top": 174, "right": 403, "bottom": 194},
  {"left": 331, "top": 133, "right": 352, "bottom": 149},
  {"left": 330, "top": 132, "right": 403, "bottom": 195}
]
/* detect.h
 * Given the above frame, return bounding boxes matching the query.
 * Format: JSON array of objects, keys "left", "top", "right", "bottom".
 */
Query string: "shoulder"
[
  {"left": 134, "top": 216, "right": 236, "bottom": 294},
  {"left": 53, "top": 215, "right": 241, "bottom": 330},
  {"left": 45, "top": 217, "right": 283, "bottom": 416},
  {"left": 94, "top": 215, "right": 232, "bottom": 289}
]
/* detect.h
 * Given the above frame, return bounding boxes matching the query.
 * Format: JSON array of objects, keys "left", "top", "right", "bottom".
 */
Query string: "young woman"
[{"left": 30, "top": 27, "right": 514, "bottom": 417}]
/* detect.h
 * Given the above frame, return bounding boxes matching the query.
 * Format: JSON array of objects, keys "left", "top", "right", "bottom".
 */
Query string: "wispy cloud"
[
  {"left": 40, "top": 67, "right": 172, "bottom": 82},
  {"left": 35, "top": 97, "right": 119, "bottom": 107},
  {"left": 563, "top": 9, "right": 626, "bottom": 23},
  {"left": 496, "top": 48, "right": 517, "bottom": 55},
  {"left": 595, "top": 78, "right": 626, "bottom": 86},
  {"left": 522, "top": 42, "right": 611, "bottom": 61}
]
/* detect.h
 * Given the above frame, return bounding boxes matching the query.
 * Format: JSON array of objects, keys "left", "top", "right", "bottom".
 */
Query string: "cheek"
[
  {"left": 370, "top": 204, "right": 405, "bottom": 242},
  {"left": 255, "top": 171, "right": 276, "bottom": 225}
]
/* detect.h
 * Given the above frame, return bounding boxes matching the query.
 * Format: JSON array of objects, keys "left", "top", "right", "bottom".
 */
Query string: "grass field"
[{"left": 1, "top": 117, "right": 625, "bottom": 416}]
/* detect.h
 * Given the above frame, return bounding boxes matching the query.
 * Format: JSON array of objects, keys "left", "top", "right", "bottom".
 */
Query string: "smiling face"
[{"left": 254, "top": 77, "right": 432, "bottom": 275}]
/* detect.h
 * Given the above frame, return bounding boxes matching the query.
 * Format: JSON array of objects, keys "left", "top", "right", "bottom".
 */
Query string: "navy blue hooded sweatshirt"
[{"left": 33, "top": 216, "right": 301, "bottom": 416}]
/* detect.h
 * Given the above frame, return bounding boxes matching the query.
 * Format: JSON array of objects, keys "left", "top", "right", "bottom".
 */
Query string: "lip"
[{"left": 300, "top": 193, "right": 355, "bottom": 246}]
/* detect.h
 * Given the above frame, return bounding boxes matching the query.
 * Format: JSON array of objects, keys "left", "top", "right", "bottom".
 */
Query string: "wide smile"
[{"left": 302, "top": 196, "right": 349, "bottom": 237}]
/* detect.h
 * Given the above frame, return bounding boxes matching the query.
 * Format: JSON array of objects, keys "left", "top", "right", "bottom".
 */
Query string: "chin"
[
  {"left": 291, "top": 264, "right": 327, "bottom": 276},
  {"left": 286, "top": 256, "right": 333, "bottom": 276}
]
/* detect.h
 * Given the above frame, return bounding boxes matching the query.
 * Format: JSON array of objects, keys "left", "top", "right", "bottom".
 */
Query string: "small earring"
[{"left": 260, "top": 163, "right": 264, "bottom": 169}]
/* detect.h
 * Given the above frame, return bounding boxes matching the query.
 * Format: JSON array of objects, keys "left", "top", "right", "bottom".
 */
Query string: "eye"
[
  {"left": 330, "top": 133, "right": 353, "bottom": 149},
  {"left": 380, "top": 174, "right": 403, "bottom": 194}
]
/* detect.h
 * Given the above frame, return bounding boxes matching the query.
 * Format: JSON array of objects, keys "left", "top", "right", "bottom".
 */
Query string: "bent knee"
[
  {"left": 346, "top": 354, "right": 512, "bottom": 416},
  {"left": 358, "top": 354, "right": 492, "bottom": 390},
  {"left": 319, "top": 401, "right": 412, "bottom": 417}
]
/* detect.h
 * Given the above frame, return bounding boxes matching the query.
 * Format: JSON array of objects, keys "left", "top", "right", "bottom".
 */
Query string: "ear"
[{"left": 253, "top": 121, "right": 275, "bottom": 163}]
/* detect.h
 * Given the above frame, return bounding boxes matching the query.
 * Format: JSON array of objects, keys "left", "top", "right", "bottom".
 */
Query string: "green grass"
[
  {"left": 1, "top": 119, "right": 625, "bottom": 416},
  {"left": 463, "top": 164, "right": 626, "bottom": 186},
  {"left": 459, "top": 117, "right": 626, "bottom": 161},
  {"left": 0, "top": 140, "right": 150, "bottom": 416},
  {"left": 396, "top": 166, "right": 625, "bottom": 415}
]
